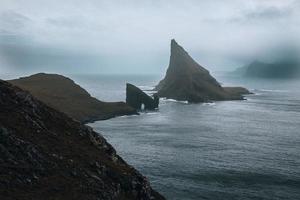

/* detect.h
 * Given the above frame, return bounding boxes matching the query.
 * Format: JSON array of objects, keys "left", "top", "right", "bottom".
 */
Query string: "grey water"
[{"left": 71, "top": 73, "right": 300, "bottom": 200}]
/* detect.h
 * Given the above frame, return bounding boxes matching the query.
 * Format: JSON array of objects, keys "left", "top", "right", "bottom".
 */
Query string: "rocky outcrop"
[
  {"left": 9, "top": 73, "right": 137, "bottom": 123},
  {"left": 237, "top": 60, "right": 300, "bottom": 78},
  {"left": 0, "top": 80, "right": 165, "bottom": 200},
  {"left": 126, "top": 83, "right": 159, "bottom": 110},
  {"left": 156, "top": 39, "right": 250, "bottom": 102}
]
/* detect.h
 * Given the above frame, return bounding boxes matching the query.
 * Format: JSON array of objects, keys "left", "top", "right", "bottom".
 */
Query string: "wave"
[
  {"left": 161, "top": 98, "right": 189, "bottom": 104},
  {"left": 116, "top": 114, "right": 140, "bottom": 119},
  {"left": 138, "top": 85, "right": 155, "bottom": 91},
  {"left": 161, "top": 98, "right": 217, "bottom": 105},
  {"left": 202, "top": 102, "right": 216, "bottom": 106},
  {"left": 254, "top": 89, "right": 289, "bottom": 93},
  {"left": 142, "top": 112, "right": 158, "bottom": 115}
]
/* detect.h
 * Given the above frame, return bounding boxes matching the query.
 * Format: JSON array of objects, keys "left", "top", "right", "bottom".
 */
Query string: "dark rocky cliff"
[
  {"left": 0, "top": 80, "right": 165, "bottom": 200},
  {"left": 156, "top": 40, "right": 250, "bottom": 102},
  {"left": 9, "top": 73, "right": 137, "bottom": 123},
  {"left": 126, "top": 83, "right": 159, "bottom": 110}
]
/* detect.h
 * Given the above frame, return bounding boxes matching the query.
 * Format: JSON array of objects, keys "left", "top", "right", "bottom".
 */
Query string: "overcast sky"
[{"left": 0, "top": 0, "right": 299, "bottom": 75}]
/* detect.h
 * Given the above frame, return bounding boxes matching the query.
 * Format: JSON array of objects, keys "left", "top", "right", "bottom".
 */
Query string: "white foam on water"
[
  {"left": 202, "top": 102, "right": 216, "bottom": 106},
  {"left": 257, "top": 89, "right": 289, "bottom": 93},
  {"left": 161, "top": 98, "right": 189, "bottom": 104},
  {"left": 138, "top": 86, "right": 155, "bottom": 91}
]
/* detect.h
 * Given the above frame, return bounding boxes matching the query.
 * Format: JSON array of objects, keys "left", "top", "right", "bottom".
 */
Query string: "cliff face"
[
  {"left": 156, "top": 40, "right": 250, "bottom": 102},
  {"left": 0, "top": 80, "right": 165, "bottom": 200},
  {"left": 9, "top": 73, "right": 137, "bottom": 123},
  {"left": 126, "top": 83, "right": 159, "bottom": 110}
]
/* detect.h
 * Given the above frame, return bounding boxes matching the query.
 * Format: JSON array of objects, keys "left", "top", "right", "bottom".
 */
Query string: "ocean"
[{"left": 16, "top": 73, "right": 300, "bottom": 199}]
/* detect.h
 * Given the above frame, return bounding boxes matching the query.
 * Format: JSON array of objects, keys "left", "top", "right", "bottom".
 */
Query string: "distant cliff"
[
  {"left": 0, "top": 80, "right": 165, "bottom": 200},
  {"left": 156, "top": 39, "right": 250, "bottom": 102},
  {"left": 9, "top": 73, "right": 137, "bottom": 123},
  {"left": 126, "top": 83, "right": 159, "bottom": 110},
  {"left": 235, "top": 60, "right": 300, "bottom": 78}
]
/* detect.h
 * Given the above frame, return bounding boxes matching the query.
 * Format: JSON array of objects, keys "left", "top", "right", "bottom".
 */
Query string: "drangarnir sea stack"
[{"left": 156, "top": 39, "right": 250, "bottom": 102}]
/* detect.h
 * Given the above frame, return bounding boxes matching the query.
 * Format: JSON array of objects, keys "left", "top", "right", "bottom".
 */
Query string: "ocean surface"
[{"left": 14, "top": 73, "right": 300, "bottom": 200}]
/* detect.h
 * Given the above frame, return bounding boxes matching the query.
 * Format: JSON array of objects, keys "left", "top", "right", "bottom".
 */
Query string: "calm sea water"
[{"left": 70, "top": 74, "right": 300, "bottom": 199}]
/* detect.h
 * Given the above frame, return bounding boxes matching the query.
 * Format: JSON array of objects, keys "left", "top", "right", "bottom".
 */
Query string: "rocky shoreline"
[{"left": 0, "top": 80, "right": 165, "bottom": 200}]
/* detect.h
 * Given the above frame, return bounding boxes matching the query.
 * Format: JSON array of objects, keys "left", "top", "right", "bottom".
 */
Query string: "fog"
[{"left": 0, "top": 0, "right": 299, "bottom": 75}]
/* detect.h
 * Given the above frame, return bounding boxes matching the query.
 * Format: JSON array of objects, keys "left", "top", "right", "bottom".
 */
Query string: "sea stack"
[
  {"left": 126, "top": 83, "right": 159, "bottom": 110},
  {"left": 156, "top": 39, "right": 250, "bottom": 102}
]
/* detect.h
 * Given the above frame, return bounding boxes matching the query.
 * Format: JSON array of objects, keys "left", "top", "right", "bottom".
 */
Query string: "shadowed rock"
[
  {"left": 126, "top": 83, "right": 159, "bottom": 110},
  {"left": 0, "top": 80, "right": 165, "bottom": 200},
  {"left": 156, "top": 39, "right": 250, "bottom": 102},
  {"left": 9, "top": 73, "right": 137, "bottom": 123},
  {"left": 236, "top": 60, "right": 300, "bottom": 78}
]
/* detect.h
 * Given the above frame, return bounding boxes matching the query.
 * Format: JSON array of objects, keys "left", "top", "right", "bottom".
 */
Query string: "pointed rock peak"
[
  {"left": 171, "top": 39, "right": 178, "bottom": 47},
  {"left": 168, "top": 39, "right": 201, "bottom": 74},
  {"left": 155, "top": 40, "right": 250, "bottom": 102},
  {"left": 170, "top": 39, "right": 190, "bottom": 58},
  {"left": 171, "top": 39, "right": 183, "bottom": 51}
]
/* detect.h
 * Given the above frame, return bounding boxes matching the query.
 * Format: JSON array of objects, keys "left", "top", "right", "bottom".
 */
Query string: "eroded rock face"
[
  {"left": 126, "top": 83, "right": 159, "bottom": 110},
  {"left": 156, "top": 39, "right": 250, "bottom": 102},
  {"left": 0, "top": 80, "right": 165, "bottom": 200},
  {"left": 9, "top": 73, "right": 137, "bottom": 123}
]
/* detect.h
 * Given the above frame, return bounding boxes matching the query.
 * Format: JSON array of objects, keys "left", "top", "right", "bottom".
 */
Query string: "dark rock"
[
  {"left": 0, "top": 80, "right": 165, "bottom": 200},
  {"left": 155, "top": 39, "right": 250, "bottom": 102},
  {"left": 126, "top": 83, "right": 159, "bottom": 110},
  {"left": 9, "top": 73, "right": 137, "bottom": 123},
  {"left": 236, "top": 60, "right": 300, "bottom": 78}
]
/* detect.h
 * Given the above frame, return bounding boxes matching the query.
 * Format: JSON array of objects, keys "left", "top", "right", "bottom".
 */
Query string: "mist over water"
[
  {"left": 65, "top": 73, "right": 300, "bottom": 200},
  {"left": 1, "top": 0, "right": 300, "bottom": 74}
]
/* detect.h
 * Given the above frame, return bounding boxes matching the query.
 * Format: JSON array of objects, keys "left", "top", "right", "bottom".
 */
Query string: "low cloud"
[
  {"left": 245, "top": 7, "right": 290, "bottom": 20},
  {"left": 0, "top": 0, "right": 299, "bottom": 74},
  {"left": 0, "top": 10, "right": 31, "bottom": 31}
]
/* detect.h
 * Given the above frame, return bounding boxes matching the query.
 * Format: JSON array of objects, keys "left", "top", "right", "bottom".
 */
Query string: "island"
[
  {"left": 235, "top": 60, "right": 300, "bottom": 78},
  {"left": 155, "top": 39, "right": 250, "bottom": 102}
]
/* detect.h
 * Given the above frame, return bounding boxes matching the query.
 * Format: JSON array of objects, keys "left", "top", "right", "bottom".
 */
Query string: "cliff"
[
  {"left": 156, "top": 39, "right": 250, "bottom": 102},
  {"left": 0, "top": 80, "right": 165, "bottom": 200},
  {"left": 126, "top": 83, "right": 159, "bottom": 110},
  {"left": 9, "top": 73, "right": 137, "bottom": 123}
]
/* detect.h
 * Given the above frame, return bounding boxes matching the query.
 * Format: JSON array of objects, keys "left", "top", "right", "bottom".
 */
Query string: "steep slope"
[
  {"left": 126, "top": 83, "right": 159, "bottom": 110},
  {"left": 0, "top": 80, "right": 165, "bottom": 200},
  {"left": 9, "top": 73, "right": 137, "bottom": 123},
  {"left": 156, "top": 40, "right": 250, "bottom": 102}
]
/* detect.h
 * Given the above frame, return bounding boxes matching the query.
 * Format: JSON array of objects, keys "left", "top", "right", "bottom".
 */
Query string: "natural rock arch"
[{"left": 126, "top": 83, "right": 159, "bottom": 110}]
